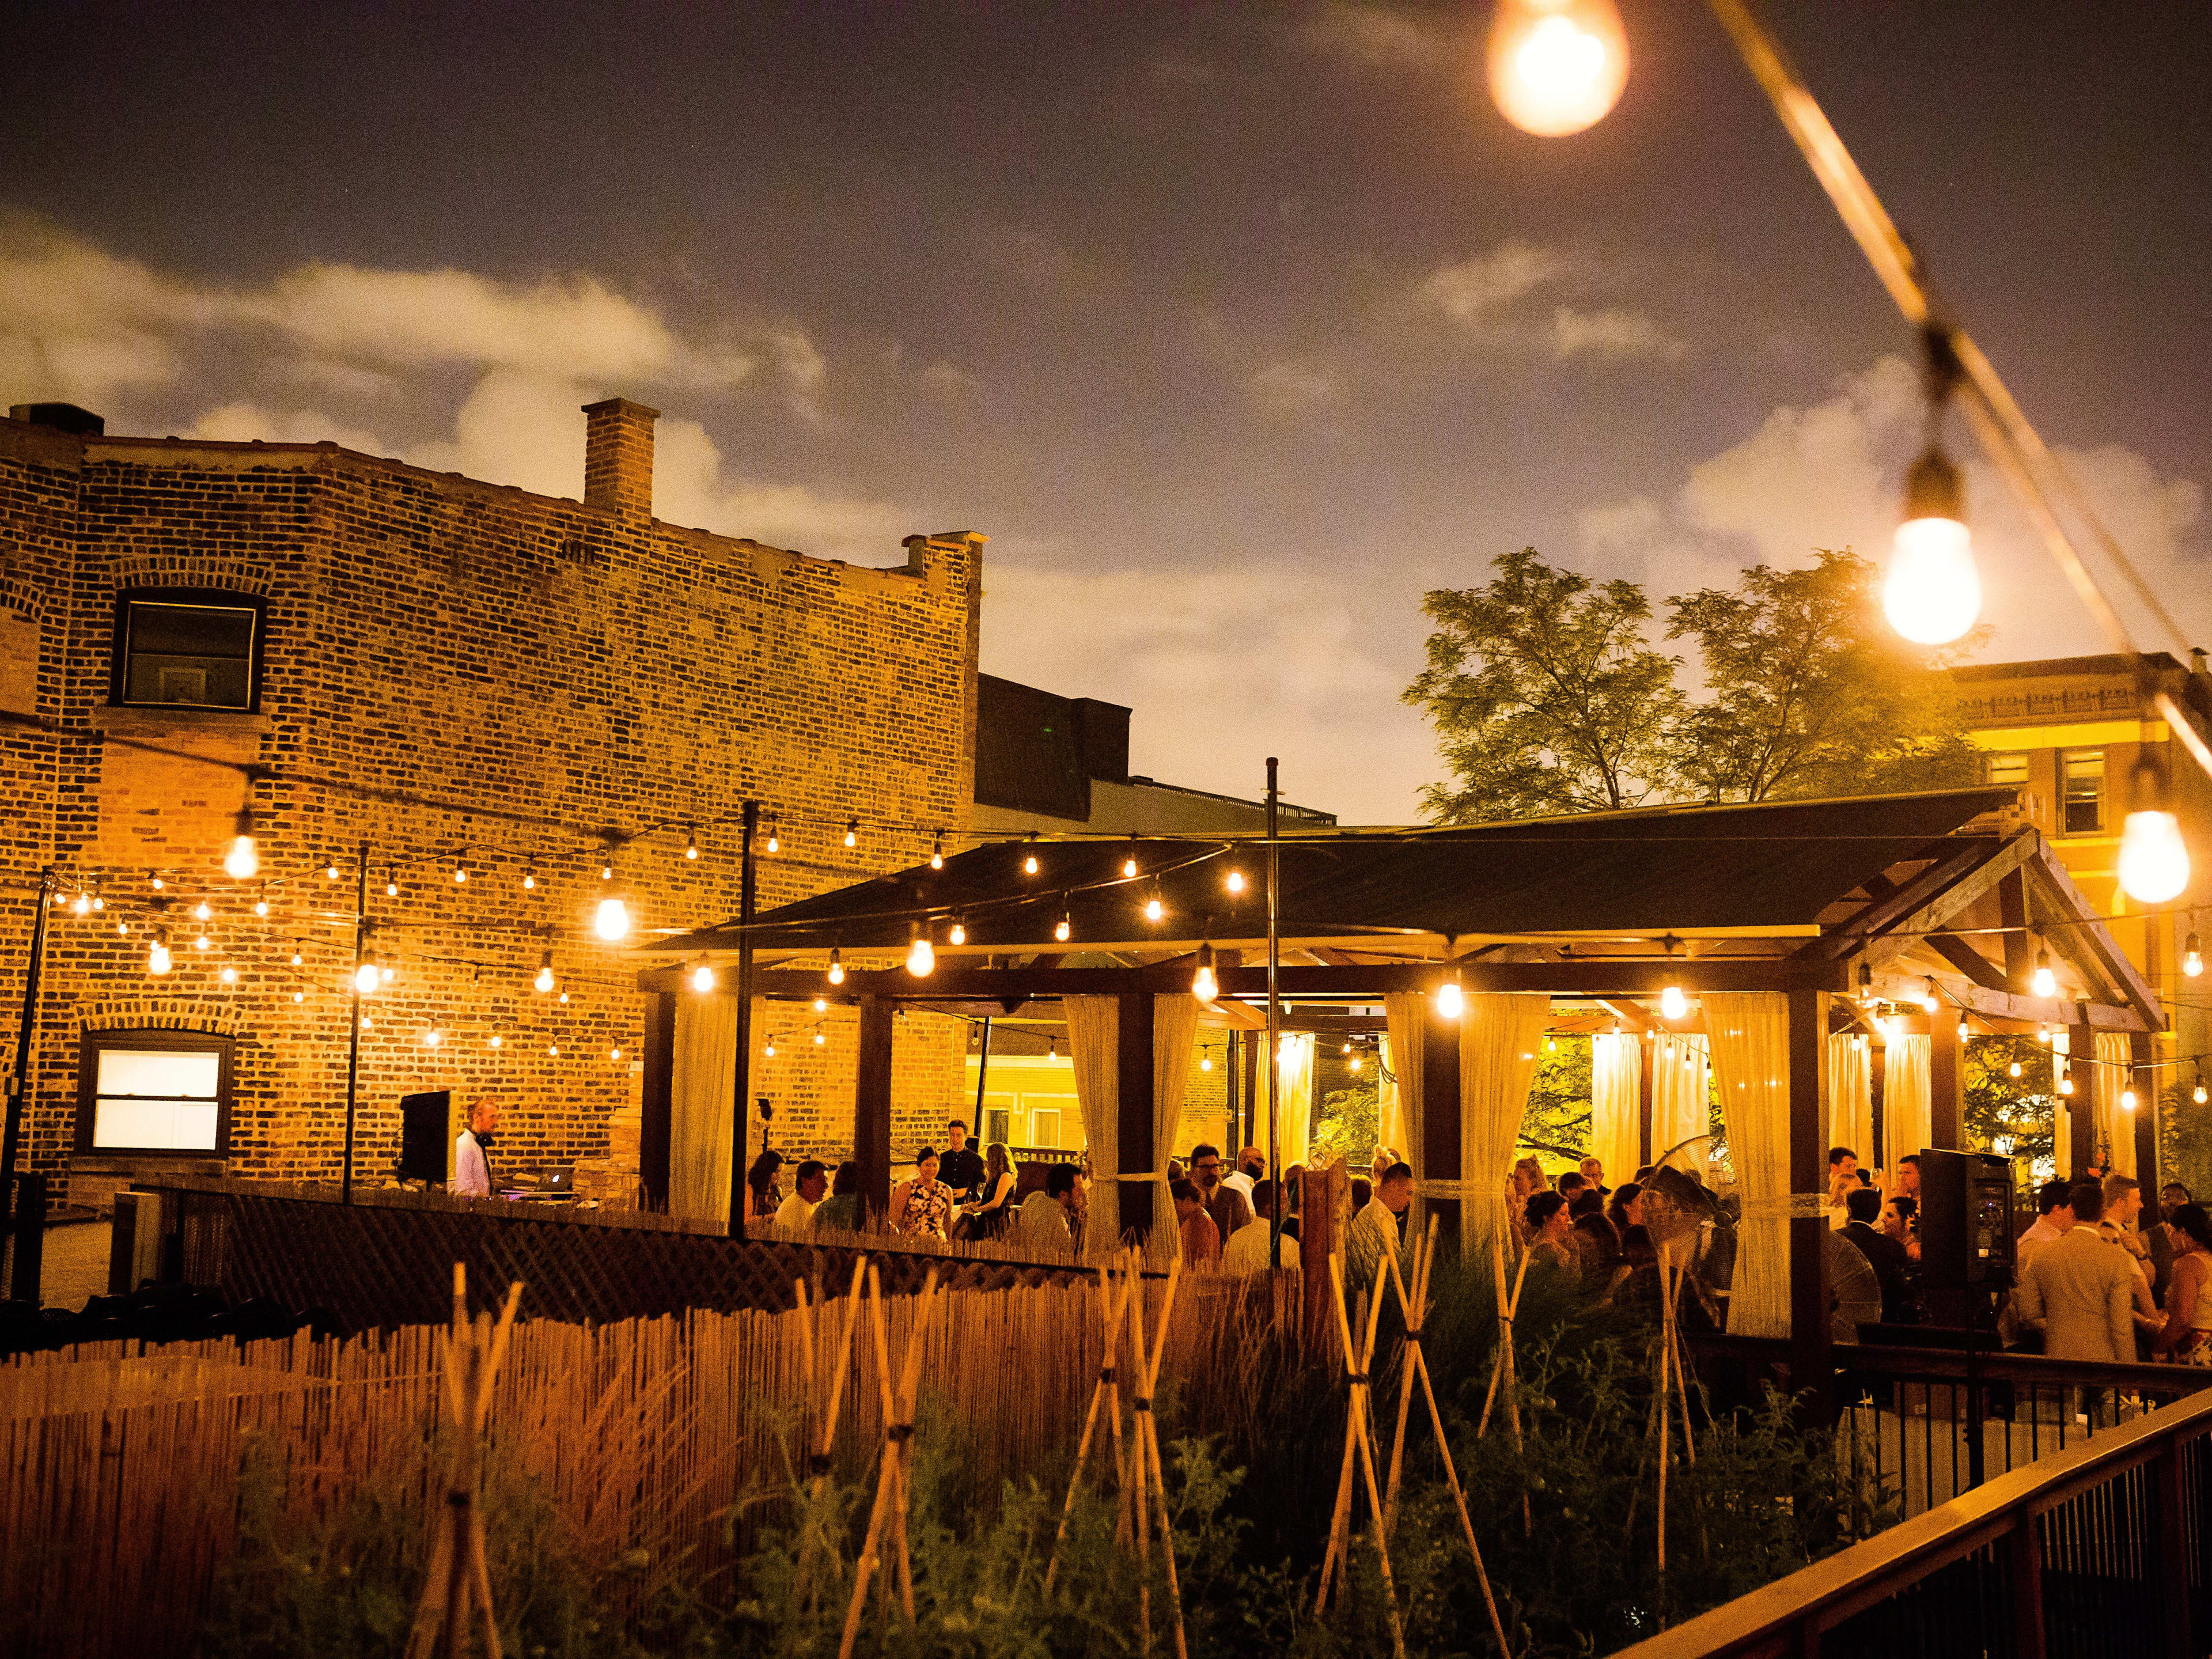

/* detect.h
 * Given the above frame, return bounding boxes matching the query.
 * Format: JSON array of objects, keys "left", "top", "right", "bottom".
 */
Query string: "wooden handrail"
[
  {"left": 1692, "top": 1330, "right": 2212, "bottom": 1397},
  {"left": 1611, "top": 1389, "right": 2212, "bottom": 1658}
]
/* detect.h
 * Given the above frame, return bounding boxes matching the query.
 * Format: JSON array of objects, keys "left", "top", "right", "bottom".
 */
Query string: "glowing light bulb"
[
  {"left": 1225, "top": 869, "right": 1245, "bottom": 895},
  {"left": 293, "top": 989, "right": 305, "bottom": 1003},
  {"left": 949, "top": 918, "right": 967, "bottom": 946},
  {"left": 2009, "top": 1061, "right": 2022, "bottom": 1079},
  {"left": 219, "top": 965, "right": 237, "bottom": 984},
  {"left": 381, "top": 964, "right": 394, "bottom": 983},
  {"left": 150, "top": 874, "right": 165, "bottom": 892},
  {"left": 1659, "top": 985, "right": 1688, "bottom": 1021},
  {"left": 291, "top": 946, "right": 304, "bottom": 967},
  {"left": 147, "top": 934, "right": 172, "bottom": 975},
  {"left": 1023, "top": 837, "right": 1039, "bottom": 876},
  {"left": 930, "top": 834, "right": 944, "bottom": 870},
  {"left": 1192, "top": 945, "right": 1218, "bottom": 1005},
  {"left": 594, "top": 896, "right": 631, "bottom": 941},
  {"left": 2184, "top": 933, "right": 2202, "bottom": 977},
  {"left": 354, "top": 958, "right": 380, "bottom": 995},
  {"left": 906, "top": 931, "right": 935, "bottom": 977},
  {"left": 194, "top": 933, "right": 211, "bottom": 952},
  {"left": 425, "top": 1029, "right": 442, "bottom": 1048},
  {"left": 828, "top": 949, "right": 845, "bottom": 986},
  {"left": 1350, "top": 1053, "right": 1364, "bottom": 1074},
  {"left": 91, "top": 895, "right": 103, "bottom": 911},
  {"left": 1123, "top": 853, "right": 1139, "bottom": 880},
  {"left": 1200, "top": 1054, "right": 1213, "bottom": 1073},
  {"left": 2059, "top": 1068, "right": 2075, "bottom": 1097},
  {"left": 325, "top": 861, "right": 339, "bottom": 881},
  {"left": 691, "top": 957, "right": 716, "bottom": 994},
  {"left": 2196, "top": 1077, "right": 2209, "bottom": 1106},
  {"left": 547, "top": 1044, "right": 559, "bottom": 1058},
  {"left": 685, "top": 830, "right": 699, "bottom": 861},
  {"left": 2118, "top": 809, "right": 2190, "bottom": 904},
  {"left": 558, "top": 990, "right": 568, "bottom": 1004},
  {"left": 1546, "top": 1036, "right": 1557, "bottom": 1053},
  {"left": 1487, "top": 0, "right": 1630, "bottom": 138},
  {"left": 2039, "top": 1025, "right": 2054, "bottom": 1046},
  {"left": 1921, "top": 977, "right": 1941, "bottom": 1014},
  {"left": 766, "top": 820, "right": 780, "bottom": 854},
  {"left": 194, "top": 900, "right": 211, "bottom": 922},
  {"left": 813, "top": 1028, "right": 825, "bottom": 1047},
  {"left": 1436, "top": 976, "right": 1464, "bottom": 1020},
  {"left": 2123, "top": 1087, "right": 2138, "bottom": 1111},
  {"left": 1054, "top": 912, "right": 1071, "bottom": 943},
  {"left": 535, "top": 952, "right": 555, "bottom": 993},
  {"left": 1145, "top": 882, "right": 1165, "bottom": 923},
  {"left": 2032, "top": 949, "right": 2057, "bottom": 999},
  {"left": 489, "top": 1034, "right": 502, "bottom": 1048},
  {"left": 843, "top": 819, "right": 858, "bottom": 849},
  {"left": 1884, "top": 449, "right": 1979, "bottom": 645},
  {"left": 522, "top": 866, "right": 537, "bottom": 891},
  {"left": 813, "top": 997, "right": 828, "bottom": 1013},
  {"left": 116, "top": 921, "right": 128, "bottom": 935},
  {"left": 253, "top": 891, "right": 269, "bottom": 916},
  {"left": 611, "top": 1047, "right": 623, "bottom": 1061},
  {"left": 761, "top": 1041, "right": 773, "bottom": 1058},
  {"left": 452, "top": 861, "right": 467, "bottom": 884}
]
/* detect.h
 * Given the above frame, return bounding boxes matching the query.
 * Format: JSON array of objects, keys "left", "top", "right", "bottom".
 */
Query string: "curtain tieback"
[
  {"left": 1737, "top": 1193, "right": 1830, "bottom": 1219},
  {"left": 1114, "top": 1171, "right": 1161, "bottom": 1181},
  {"left": 1414, "top": 1178, "right": 1497, "bottom": 1199}
]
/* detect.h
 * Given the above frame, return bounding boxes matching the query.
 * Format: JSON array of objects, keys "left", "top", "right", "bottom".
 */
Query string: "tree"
[
  {"left": 1404, "top": 548, "right": 1686, "bottom": 822},
  {"left": 1666, "top": 549, "right": 1982, "bottom": 802}
]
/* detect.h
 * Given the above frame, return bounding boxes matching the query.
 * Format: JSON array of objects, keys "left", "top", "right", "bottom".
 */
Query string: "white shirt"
[
  {"left": 453, "top": 1128, "right": 490, "bottom": 1198},
  {"left": 1221, "top": 1217, "right": 1297, "bottom": 1274},
  {"left": 774, "top": 1192, "right": 819, "bottom": 1234},
  {"left": 1221, "top": 1169, "right": 1256, "bottom": 1206}
]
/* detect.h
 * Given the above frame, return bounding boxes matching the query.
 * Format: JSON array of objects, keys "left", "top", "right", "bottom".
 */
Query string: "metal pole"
[
  {"left": 1266, "top": 758, "right": 1282, "bottom": 1266},
  {"left": 341, "top": 840, "right": 369, "bottom": 1203},
  {"left": 973, "top": 1014, "right": 993, "bottom": 1128},
  {"left": 727, "top": 800, "right": 759, "bottom": 1237},
  {"left": 1, "top": 865, "right": 58, "bottom": 1240}
]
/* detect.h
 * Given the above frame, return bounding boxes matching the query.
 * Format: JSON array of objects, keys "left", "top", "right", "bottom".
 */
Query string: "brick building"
[{"left": 0, "top": 397, "right": 983, "bottom": 1212}]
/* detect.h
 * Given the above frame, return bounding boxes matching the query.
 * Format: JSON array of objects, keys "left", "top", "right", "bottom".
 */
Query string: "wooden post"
[
  {"left": 2069, "top": 1021, "right": 2099, "bottom": 1176},
  {"left": 854, "top": 995, "right": 894, "bottom": 1221},
  {"left": 2133, "top": 1031, "right": 2158, "bottom": 1193},
  {"left": 1869, "top": 1031, "right": 1889, "bottom": 1173},
  {"left": 1787, "top": 988, "right": 1833, "bottom": 1424},
  {"left": 1998, "top": 870, "right": 2034, "bottom": 990},
  {"left": 2153, "top": 1444, "right": 2191, "bottom": 1658},
  {"left": 638, "top": 990, "right": 676, "bottom": 1210},
  {"left": 1118, "top": 989, "right": 1156, "bottom": 1246},
  {"left": 1422, "top": 999, "right": 1462, "bottom": 1249},
  {"left": 1930, "top": 1006, "right": 1965, "bottom": 1152},
  {"left": 1225, "top": 1029, "right": 1242, "bottom": 1156},
  {"left": 1637, "top": 1030, "right": 1656, "bottom": 1171},
  {"left": 2009, "top": 1514, "right": 2048, "bottom": 1659}
]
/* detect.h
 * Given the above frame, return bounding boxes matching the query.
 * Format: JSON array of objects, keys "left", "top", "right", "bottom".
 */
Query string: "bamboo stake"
[
  {"left": 1319, "top": 1253, "right": 1406, "bottom": 1659},
  {"left": 1131, "top": 1251, "right": 1188, "bottom": 1659},
  {"left": 1046, "top": 1260, "right": 1139, "bottom": 1592},
  {"left": 794, "top": 1255, "right": 869, "bottom": 1607},
  {"left": 1477, "top": 1230, "right": 1531, "bottom": 1438},
  {"left": 836, "top": 1267, "right": 940, "bottom": 1659},
  {"left": 1381, "top": 1221, "right": 1512, "bottom": 1658}
]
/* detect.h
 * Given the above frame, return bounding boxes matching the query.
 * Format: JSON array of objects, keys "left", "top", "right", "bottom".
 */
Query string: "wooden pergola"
[{"left": 639, "top": 786, "right": 2158, "bottom": 1380}]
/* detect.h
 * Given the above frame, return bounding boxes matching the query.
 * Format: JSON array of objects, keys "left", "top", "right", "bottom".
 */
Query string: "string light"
[
  {"left": 488, "top": 1034, "right": 502, "bottom": 1048},
  {"left": 146, "top": 929, "right": 172, "bottom": 975},
  {"left": 558, "top": 990, "right": 568, "bottom": 1004},
  {"left": 2122, "top": 1085, "right": 2138, "bottom": 1111},
  {"left": 522, "top": 863, "right": 537, "bottom": 891},
  {"left": 1022, "top": 833, "right": 1040, "bottom": 876},
  {"left": 253, "top": 885, "right": 270, "bottom": 917},
  {"left": 2197, "top": 1066, "right": 2209, "bottom": 1107},
  {"left": 2009, "top": 1060, "right": 2022, "bottom": 1079},
  {"left": 2032, "top": 943, "right": 2058, "bottom": 999},
  {"left": 194, "top": 932, "right": 211, "bottom": 952},
  {"left": 828, "top": 949, "right": 846, "bottom": 987},
  {"left": 762, "top": 1040, "right": 774, "bottom": 1058},
  {"left": 150, "top": 874, "right": 165, "bottom": 892},
  {"left": 691, "top": 956, "right": 716, "bottom": 994},
  {"left": 1225, "top": 868, "right": 1246, "bottom": 895},
  {"left": 813, "top": 997, "right": 828, "bottom": 1013},
  {"left": 685, "top": 827, "right": 699, "bottom": 861},
  {"left": 948, "top": 916, "right": 967, "bottom": 946},
  {"left": 1659, "top": 985, "right": 1689, "bottom": 1021},
  {"left": 611, "top": 1047, "right": 623, "bottom": 1061},
  {"left": 325, "top": 859, "right": 339, "bottom": 881},
  {"left": 2187, "top": 933, "right": 2203, "bottom": 978},
  {"left": 766, "top": 816, "right": 780, "bottom": 854},
  {"left": 535, "top": 951, "right": 555, "bottom": 994},
  {"left": 353, "top": 953, "right": 380, "bottom": 995},
  {"left": 193, "top": 900, "right": 212, "bottom": 922},
  {"left": 930, "top": 833, "right": 944, "bottom": 870},
  {"left": 291, "top": 942, "right": 304, "bottom": 967},
  {"left": 293, "top": 989, "right": 305, "bottom": 1004},
  {"left": 1123, "top": 844, "right": 1140, "bottom": 880},
  {"left": 1191, "top": 944, "right": 1218, "bottom": 1005},
  {"left": 91, "top": 893, "right": 103, "bottom": 911},
  {"left": 1884, "top": 445, "right": 1980, "bottom": 645},
  {"left": 1487, "top": 0, "right": 1629, "bottom": 137},
  {"left": 1546, "top": 1036, "right": 1557, "bottom": 1052},
  {"left": 1436, "top": 963, "right": 1464, "bottom": 1021},
  {"left": 381, "top": 963, "right": 395, "bottom": 982},
  {"left": 1199, "top": 1052, "right": 1213, "bottom": 1073},
  {"left": 425, "top": 1029, "right": 442, "bottom": 1047},
  {"left": 385, "top": 869, "right": 399, "bottom": 897},
  {"left": 222, "top": 807, "right": 259, "bottom": 879},
  {"left": 1054, "top": 910, "right": 1071, "bottom": 943},
  {"left": 1920, "top": 976, "right": 1941, "bottom": 1013},
  {"left": 906, "top": 925, "right": 935, "bottom": 978},
  {"left": 2059, "top": 1064, "right": 2075, "bottom": 1097},
  {"left": 2118, "top": 789, "right": 2191, "bottom": 904},
  {"left": 219, "top": 965, "right": 237, "bottom": 984},
  {"left": 70, "top": 889, "right": 90, "bottom": 917},
  {"left": 843, "top": 819, "right": 858, "bottom": 850},
  {"left": 547, "top": 1044, "right": 559, "bottom": 1058},
  {"left": 1145, "top": 880, "right": 1165, "bottom": 923},
  {"left": 813, "top": 1025, "right": 826, "bottom": 1047},
  {"left": 1957, "top": 1017, "right": 1971, "bottom": 1042},
  {"left": 594, "top": 893, "right": 631, "bottom": 941}
]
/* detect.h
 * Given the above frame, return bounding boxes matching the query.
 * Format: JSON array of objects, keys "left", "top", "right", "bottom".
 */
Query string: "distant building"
[
  {"left": 971, "top": 673, "right": 1336, "bottom": 836},
  {"left": 1953, "top": 650, "right": 2212, "bottom": 1083}
]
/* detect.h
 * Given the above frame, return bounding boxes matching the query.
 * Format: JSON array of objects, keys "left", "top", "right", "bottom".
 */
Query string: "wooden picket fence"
[{"left": 0, "top": 1263, "right": 1299, "bottom": 1659}]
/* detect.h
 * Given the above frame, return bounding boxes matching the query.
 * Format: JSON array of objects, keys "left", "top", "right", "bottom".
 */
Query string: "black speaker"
[
  {"left": 1917, "top": 1147, "right": 2016, "bottom": 1329},
  {"left": 399, "top": 1090, "right": 453, "bottom": 1183}
]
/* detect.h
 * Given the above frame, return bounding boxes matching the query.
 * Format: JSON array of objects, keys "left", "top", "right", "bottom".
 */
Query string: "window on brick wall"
[
  {"left": 111, "top": 589, "right": 266, "bottom": 712},
  {"left": 2061, "top": 749, "right": 2105, "bottom": 836},
  {"left": 1984, "top": 752, "right": 2029, "bottom": 789},
  {"left": 75, "top": 1029, "right": 234, "bottom": 1156}
]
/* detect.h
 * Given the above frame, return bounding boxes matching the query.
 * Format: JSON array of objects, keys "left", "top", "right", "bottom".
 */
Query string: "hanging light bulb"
[
  {"left": 2187, "top": 933, "right": 2203, "bottom": 978},
  {"left": 1054, "top": 911, "right": 1071, "bottom": 944},
  {"left": 1350, "top": 1052, "right": 1364, "bottom": 1075},
  {"left": 219, "top": 964, "right": 237, "bottom": 984},
  {"left": 1123, "top": 845, "right": 1141, "bottom": 880},
  {"left": 354, "top": 953, "right": 380, "bottom": 995},
  {"left": 813, "top": 1025, "right": 826, "bottom": 1047},
  {"left": 522, "top": 863, "right": 537, "bottom": 891},
  {"left": 1957, "top": 1017, "right": 1971, "bottom": 1041},
  {"left": 843, "top": 819, "right": 858, "bottom": 849},
  {"left": 828, "top": 948, "right": 846, "bottom": 987},
  {"left": 2196, "top": 1068, "right": 2209, "bottom": 1107},
  {"left": 1048, "top": 1036, "right": 1058, "bottom": 1060},
  {"left": 147, "top": 929, "right": 172, "bottom": 975},
  {"left": 685, "top": 827, "right": 699, "bottom": 861},
  {"left": 116, "top": 919, "right": 129, "bottom": 935},
  {"left": 1145, "top": 880, "right": 1165, "bottom": 923},
  {"left": 452, "top": 859, "right": 468, "bottom": 885},
  {"left": 766, "top": 816, "right": 780, "bottom": 854},
  {"left": 150, "top": 873, "right": 165, "bottom": 892},
  {"left": 425, "top": 1029, "right": 442, "bottom": 1048},
  {"left": 253, "top": 885, "right": 270, "bottom": 917},
  {"left": 194, "top": 900, "right": 212, "bottom": 922},
  {"left": 1659, "top": 984, "right": 1689, "bottom": 1021},
  {"left": 2032, "top": 945, "right": 2058, "bottom": 999},
  {"left": 384, "top": 869, "right": 399, "bottom": 897},
  {"left": 291, "top": 943, "right": 304, "bottom": 967},
  {"left": 1487, "top": 0, "right": 1630, "bottom": 138},
  {"left": 91, "top": 894, "right": 103, "bottom": 911},
  {"left": 559, "top": 989, "right": 569, "bottom": 1004},
  {"left": 1921, "top": 977, "right": 1941, "bottom": 1014},
  {"left": 691, "top": 956, "right": 716, "bottom": 994},
  {"left": 381, "top": 962, "right": 395, "bottom": 983},
  {"left": 948, "top": 915, "right": 967, "bottom": 946},
  {"left": 488, "top": 1033, "right": 502, "bottom": 1048},
  {"left": 547, "top": 1043, "right": 560, "bottom": 1058},
  {"left": 594, "top": 894, "right": 631, "bottom": 941},
  {"left": 1436, "top": 964, "right": 1464, "bottom": 1020},
  {"left": 535, "top": 950, "right": 555, "bottom": 994},
  {"left": 194, "top": 932, "right": 211, "bottom": 952},
  {"left": 906, "top": 925, "right": 935, "bottom": 978},
  {"left": 293, "top": 988, "right": 306, "bottom": 1004},
  {"left": 813, "top": 997, "right": 828, "bottom": 1013},
  {"left": 2118, "top": 805, "right": 2191, "bottom": 904},
  {"left": 2059, "top": 1065, "right": 2075, "bottom": 1097},
  {"left": 1022, "top": 833, "right": 1040, "bottom": 876},
  {"left": 2123, "top": 1086, "right": 2138, "bottom": 1111},
  {"left": 760, "top": 1040, "right": 773, "bottom": 1058},
  {"left": 1884, "top": 445, "right": 1980, "bottom": 645},
  {"left": 1199, "top": 1052, "right": 1214, "bottom": 1073},
  {"left": 70, "top": 889, "right": 90, "bottom": 916},
  {"left": 1191, "top": 943, "right": 1218, "bottom": 1005},
  {"left": 324, "top": 858, "right": 339, "bottom": 881},
  {"left": 930, "top": 832, "right": 944, "bottom": 871},
  {"left": 2009, "top": 1060, "right": 2022, "bottom": 1079},
  {"left": 1546, "top": 1036, "right": 1557, "bottom": 1053},
  {"left": 1225, "top": 868, "right": 1246, "bottom": 895}
]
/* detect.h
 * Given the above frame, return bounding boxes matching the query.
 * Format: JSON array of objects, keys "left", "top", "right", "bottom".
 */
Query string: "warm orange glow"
[{"left": 1487, "top": 0, "right": 1630, "bottom": 138}]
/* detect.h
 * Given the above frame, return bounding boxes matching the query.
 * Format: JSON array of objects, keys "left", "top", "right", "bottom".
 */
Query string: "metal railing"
[{"left": 1627, "top": 1347, "right": 2212, "bottom": 1657}]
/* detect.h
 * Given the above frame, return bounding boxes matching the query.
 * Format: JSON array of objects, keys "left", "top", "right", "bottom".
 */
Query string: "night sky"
[{"left": 3, "top": 3, "right": 2206, "bottom": 820}]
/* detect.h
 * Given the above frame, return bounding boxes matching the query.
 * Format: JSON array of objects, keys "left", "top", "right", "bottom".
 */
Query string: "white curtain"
[
  {"left": 1152, "top": 994, "right": 1202, "bottom": 1243},
  {"left": 1458, "top": 994, "right": 1551, "bottom": 1241},
  {"left": 1274, "top": 1033, "right": 1315, "bottom": 1172},
  {"left": 1064, "top": 996, "right": 1122, "bottom": 1260},
  {"left": 1652, "top": 1033, "right": 1710, "bottom": 1168},
  {"left": 2054, "top": 1029, "right": 2073, "bottom": 1179},
  {"left": 671, "top": 993, "right": 738, "bottom": 1224},
  {"left": 1704, "top": 993, "right": 1795, "bottom": 1339},
  {"left": 1384, "top": 994, "right": 1428, "bottom": 1238},
  {"left": 1884, "top": 1035, "right": 1931, "bottom": 1171},
  {"left": 1376, "top": 1033, "right": 1407, "bottom": 1160},
  {"left": 1590, "top": 1033, "right": 1641, "bottom": 1189},
  {"left": 1827, "top": 1035, "right": 1873, "bottom": 1164},
  {"left": 2096, "top": 1031, "right": 2137, "bottom": 1178}
]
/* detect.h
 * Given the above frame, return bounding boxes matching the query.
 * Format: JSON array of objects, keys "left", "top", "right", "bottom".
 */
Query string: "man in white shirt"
[
  {"left": 2017, "top": 1177, "right": 2077, "bottom": 1272},
  {"left": 1221, "top": 1179, "right": 1299, "bottom": 1274},
  {"left": 775, "top": 1160, "right": 828, "bottom": 1233},
  {"left": 452, "top": 1097, "right": 500, "bottom": 1198},
  {"left": 1221, "top": 1147, "right": 1264, "bottom": 1208},
  {"left": 1347, "top": 1162, "right": 1415, "bottom": 1296},
  {"left": 1013, "top": 1163, "right": 1086, "bottom": 1255}
]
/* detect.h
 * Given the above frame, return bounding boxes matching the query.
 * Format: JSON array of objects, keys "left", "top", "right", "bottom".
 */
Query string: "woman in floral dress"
[{"left": 888, "top": 1148, "right": 955, "bottom": 1240}]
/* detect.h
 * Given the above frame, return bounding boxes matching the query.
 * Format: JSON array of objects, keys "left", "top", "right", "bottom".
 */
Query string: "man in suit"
[
  {"left": 1840, "top": 1186, "right": 1914, "bottom": 1324},
  {"left": 2015, "top": 1180, "right": 2137, "bottom": 1364}
]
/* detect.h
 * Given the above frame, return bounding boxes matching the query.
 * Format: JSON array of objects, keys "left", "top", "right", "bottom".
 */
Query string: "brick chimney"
[{"left": 581, "top": 397, "right": 658, "bottom": 519}]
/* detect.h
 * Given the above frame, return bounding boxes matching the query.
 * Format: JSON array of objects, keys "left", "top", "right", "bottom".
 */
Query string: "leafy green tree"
[
  {"left": 1666, "top": 549, "right": 1982, "bottom": 802},
  {"left": 1405, "top": 548, "right": 1686, "bottom": 821},
  {"left": 1965, "top": 1034, "right": 2056, "bottom": 1181},
  {"left": 1518, "top": 1037, "right": 1594, "bottom": 1161}
]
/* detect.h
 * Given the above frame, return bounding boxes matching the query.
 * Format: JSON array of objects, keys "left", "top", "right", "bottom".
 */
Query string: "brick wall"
[{"left": 0, "top": 406, "right": 982, "bottom": 1206}]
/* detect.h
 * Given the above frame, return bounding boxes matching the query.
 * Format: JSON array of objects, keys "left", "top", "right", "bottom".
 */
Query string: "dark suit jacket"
[{"left": 1843, "top": 1221, "right": 1914, "bottom": 1324}]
